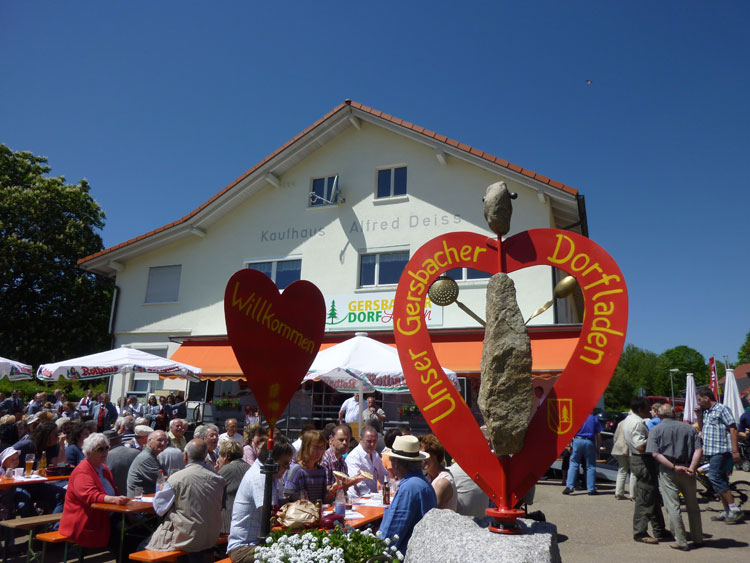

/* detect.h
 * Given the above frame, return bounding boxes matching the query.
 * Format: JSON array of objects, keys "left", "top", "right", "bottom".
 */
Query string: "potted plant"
[{"left": 254, "top": 527, "right": 403, "bottom": 562}]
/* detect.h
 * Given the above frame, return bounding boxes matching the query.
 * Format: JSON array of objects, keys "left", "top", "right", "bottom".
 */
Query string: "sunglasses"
[{"left": 94, "top": 446, "right": 110, "bottom": 453}]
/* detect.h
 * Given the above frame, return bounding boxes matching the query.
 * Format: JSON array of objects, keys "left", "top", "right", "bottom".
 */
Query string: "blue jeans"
[
  {"left": 707, "top": 452, "right": 733, "bottom": 495},
  {"left": 566, "top": 436, "right": 597, "bottom": 492}
]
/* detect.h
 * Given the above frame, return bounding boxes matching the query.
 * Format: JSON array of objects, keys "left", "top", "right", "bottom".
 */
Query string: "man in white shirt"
[
  {"left": 346, "top": 426, "right": 387, "bottom": 497},
  {"left": 218, "top": 418, "right": 244, "bottom": 447},
  {"left": 338, "top": 393, "right": 361, "bottom": 425}
]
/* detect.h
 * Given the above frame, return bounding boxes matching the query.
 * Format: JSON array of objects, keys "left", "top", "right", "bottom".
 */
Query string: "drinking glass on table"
[
  {"left": 132, "top": 486, "right": 143, "bottom": 500},
  {"left": 25, "top": 454, "right": 35, "bottom": 476}
]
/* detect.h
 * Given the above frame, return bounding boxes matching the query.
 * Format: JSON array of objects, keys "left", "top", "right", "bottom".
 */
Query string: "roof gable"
[{"left": 80, "top": 100, "right": 583, "bottom": 275}]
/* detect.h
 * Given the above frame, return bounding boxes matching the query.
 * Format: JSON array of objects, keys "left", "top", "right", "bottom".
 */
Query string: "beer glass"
[{"left": 25, "top": 454, "right": 35, "bottom": 477}]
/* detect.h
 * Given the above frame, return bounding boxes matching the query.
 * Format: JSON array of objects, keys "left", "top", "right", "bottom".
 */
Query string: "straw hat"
[{"left": 382, "top": 435, "right": 429, "bottom": 461}]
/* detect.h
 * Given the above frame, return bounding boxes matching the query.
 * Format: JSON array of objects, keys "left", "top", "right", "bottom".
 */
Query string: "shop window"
[
  {"left": 246, "top": 259, "right": 302, "bottom": 289},
  {"left": 145, "top": 265, "right": 182, "bottom": 303},
  {"left": 376, "top": 166, "right": 407, "bottom": 198},
  {"left": 359, "top": 251, "right": 409, "bottom": 287},
  {"left": 445, "top": 267, "right": 490, "bottom": 282},
  {"left": 309, "top": 175, "right": 340, "bottom": 206}
]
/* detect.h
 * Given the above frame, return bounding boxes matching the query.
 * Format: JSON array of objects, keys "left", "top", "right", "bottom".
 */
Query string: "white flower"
[{"left": 376, "top": 530, "right": 383, "bottom": 537}]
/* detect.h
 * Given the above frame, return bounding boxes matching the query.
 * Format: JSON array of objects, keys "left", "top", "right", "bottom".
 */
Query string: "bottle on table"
[
  {"left": 156, "top": 470, "right": 166, "bottom": 491},
  {"left": 335, "top": 487, "right": 346, "bottom": 516},
  {"left": 383, "top": 478, "right": 390, "bottom": 505}
]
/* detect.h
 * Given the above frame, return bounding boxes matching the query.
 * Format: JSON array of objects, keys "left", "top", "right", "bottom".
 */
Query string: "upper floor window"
[
  {"left": 145, "top": 265, "right": 182, "bottom": 303},
  {"left": 310, "top": 175, "right": 340, "bottom": 207},
  {"left": 359, "top": 251, "right": 409, "bottom": 287},
  {"left": 376, "top": 166, "right": 407, "bottom": 198},
  {"left": 246, "top": 259, "right": 301, "bottom": 290},
  {"left": 445, "top": 267, "right": 490, "bottom": 282}
]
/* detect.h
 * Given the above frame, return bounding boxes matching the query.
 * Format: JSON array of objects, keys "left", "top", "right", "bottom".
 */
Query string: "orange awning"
[{"left": 170, "top": 331, "right": 580, "bottom": 381}]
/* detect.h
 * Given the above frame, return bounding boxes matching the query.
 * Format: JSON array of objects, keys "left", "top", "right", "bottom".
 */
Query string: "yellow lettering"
[
  {"left": 593, "top": 301, "right": 615, "bottom": 315},
  {"left": 395, "top": 317, "right": 421, "bottom": 336},
  {"left": 580, "top": 346, "right": 604, "bottom": 365},
  {"left": 548, "top": 234, "right": 575, "bottom": 264}
]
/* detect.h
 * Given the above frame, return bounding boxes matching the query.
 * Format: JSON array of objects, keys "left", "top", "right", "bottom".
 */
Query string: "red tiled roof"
[{"left": 80, "top": 99, "right": 578, "bottom": 265}]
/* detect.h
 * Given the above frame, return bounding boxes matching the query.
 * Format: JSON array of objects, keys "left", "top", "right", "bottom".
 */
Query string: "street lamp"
[{"left": 669, "top": 369, "right": 679, "bottom": 406}]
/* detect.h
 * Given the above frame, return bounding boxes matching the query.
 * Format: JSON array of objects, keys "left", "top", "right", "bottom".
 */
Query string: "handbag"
[{"left": 275, "top": 499, "right": 320, "bottom": 530}]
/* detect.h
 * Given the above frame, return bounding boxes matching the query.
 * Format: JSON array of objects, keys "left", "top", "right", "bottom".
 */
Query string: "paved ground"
[
  {"left": 5, "top": 470, "right": 749, "bottom": 562},
  {"left": 535, "top": 470, "right": 749, "bottom": 562}
]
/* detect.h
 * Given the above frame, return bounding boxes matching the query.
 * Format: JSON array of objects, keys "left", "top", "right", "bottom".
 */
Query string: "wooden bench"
[
  {"left": 35, "top": 530, "right": 82, "bottom": 563},
  {"left": 0, "top": 513, "right": 63, "bottom": 563},
  {"left": 128, "top": 534, "right": 229, "bottom": 562}
]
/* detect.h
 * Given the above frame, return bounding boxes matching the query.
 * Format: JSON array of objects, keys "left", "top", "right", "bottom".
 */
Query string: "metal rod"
[{"left": 259, "top": 459, "right": 279, "bottom": 541}]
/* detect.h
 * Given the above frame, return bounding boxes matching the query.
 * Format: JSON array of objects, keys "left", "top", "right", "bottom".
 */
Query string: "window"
[
  {"left": 310, "top": 175, "right": 339, "bottom": 206},
  {"left": 145, "top": 265, "right": 182, "bottom": 303},
  {"left": 376, "top": 166, "right": 407, "bottom": 198},
  {"left": 246, "top": 259, "right": 301, "bottom": 289},
  {"left": 445, "top": 267, "right": 490, "bottom": 282},
  {"left": 359, "top": 251, "right": 409, "bottom": 287}
]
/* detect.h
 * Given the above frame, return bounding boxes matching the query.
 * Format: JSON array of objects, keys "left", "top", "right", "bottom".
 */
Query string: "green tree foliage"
[
  {"left": 654, "top": 346, "right": 707, "bottom": 396},
  {"left": 738, "top": 331, "right": 750, "bottom": 365},
  {"left": 603, "top": 344, "right": 658, "bottom": 410},
  {"left": 0, "top": 145, "right": 113, "bottom": 371}
]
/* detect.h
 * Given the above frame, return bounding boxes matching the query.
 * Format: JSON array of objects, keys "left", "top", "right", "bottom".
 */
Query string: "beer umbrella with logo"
[
  {"left": 0, "top": 356, "right": 33, "bottom": 381},
  {"left": 304, "top": 333, "right": 458, "bottom": 426},
  {"left": 37, "top": 347, "right": 202, "bottom": 401}
]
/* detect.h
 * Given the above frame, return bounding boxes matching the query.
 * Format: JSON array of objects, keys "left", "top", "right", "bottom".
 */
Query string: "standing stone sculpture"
[{"left": 478, "top": 182, "right": 533, "bottom": 455}]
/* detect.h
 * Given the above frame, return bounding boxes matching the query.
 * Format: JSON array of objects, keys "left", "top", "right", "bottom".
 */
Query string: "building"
[{"left": 79, "top": 100, "right": 587, "bottom": 428}]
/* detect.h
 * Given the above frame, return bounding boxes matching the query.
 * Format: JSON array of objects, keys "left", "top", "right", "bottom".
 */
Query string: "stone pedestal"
[{"left": 405, "top": 510, "right": 560, "bottom": 563}]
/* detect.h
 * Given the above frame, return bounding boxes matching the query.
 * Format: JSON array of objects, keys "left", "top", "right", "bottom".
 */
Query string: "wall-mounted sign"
[{"left": 323, "top": 291, "right": 443, "bottom": 332}]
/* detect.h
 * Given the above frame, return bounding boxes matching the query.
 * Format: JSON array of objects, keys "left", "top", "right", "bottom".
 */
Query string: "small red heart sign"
[
  {"left": 393, "top": 229, "right": 627, "bottom": 508},
  {"left": 224, "top": 269, "right": 326, "bottom": 428}
]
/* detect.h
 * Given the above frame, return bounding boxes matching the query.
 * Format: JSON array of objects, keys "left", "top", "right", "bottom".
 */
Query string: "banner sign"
[
  {"left": 324, "top": 292, "right": 442, "bottom": 331},
  {"left": 393, "top": 230, "right": 627, "bottom": 509},
  {"left": 224, "top": 269, "right": 326, "bottom": 427}
]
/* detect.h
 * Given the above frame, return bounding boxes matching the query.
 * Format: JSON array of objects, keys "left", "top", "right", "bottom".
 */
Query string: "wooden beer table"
[{"left": 92, "top": 496, "right": 157, "bottom": 563}]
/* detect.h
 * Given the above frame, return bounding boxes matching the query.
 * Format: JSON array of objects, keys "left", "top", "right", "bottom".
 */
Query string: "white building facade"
[{"left": 80, "top": 100, "right": 586, "bottom": 423}]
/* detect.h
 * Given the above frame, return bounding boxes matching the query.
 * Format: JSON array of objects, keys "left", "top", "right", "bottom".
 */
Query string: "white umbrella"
[
  {"left": 722, "top": 368, "right": 744, "bottom": 424},
  {"left": 304, "top": 334, "right": 458, "bottom": 394},
  {"left": 37, "top": 347, "right": 202, "bottom": 402},
  {"left": 0, "top": 356, "right": 33, "bottom": 381},
  {"left": 683, "top": 372, "right": 697, "bottom": 424}
]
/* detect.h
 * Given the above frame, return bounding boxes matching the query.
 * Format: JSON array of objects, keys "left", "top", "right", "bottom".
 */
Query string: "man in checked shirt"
[{"left": 320, "top": 424, "right": 366, "bottom": 492}]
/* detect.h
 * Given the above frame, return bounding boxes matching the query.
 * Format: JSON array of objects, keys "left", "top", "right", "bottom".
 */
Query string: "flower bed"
[{"left": 254, "top": 528, "right": 402, "bottom": 562}]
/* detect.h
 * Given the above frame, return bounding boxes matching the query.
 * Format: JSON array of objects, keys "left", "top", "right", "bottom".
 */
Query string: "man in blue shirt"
[
  {"left": 379, "top": 435, "right": 437, "bottom": 554},
  {"left": 562, "top": 412, "right": 602, "bottom": 495}
]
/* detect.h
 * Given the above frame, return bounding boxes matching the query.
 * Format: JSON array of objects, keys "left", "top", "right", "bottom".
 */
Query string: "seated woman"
[
  {"left": 66, "top": 421, "right": 91, "bottom": 467},
  {"left": 227, "top": 436, "right": 294, "bottom": 562},
  {"left": 217, "top": 440, "right": 250, "bottom": 534},
  {"left": 242, "top": 425, "right": 267, "bottom": 466},
  {"left": 1, "top": 447, "right": 31, "bottom": 520},
  {"left": 59, "top": 433, "right": 129, "bottom": 549},
  {"left": 283, "top": 430, "right": 338, "bottom": 504},
  {"left": 420, "top": 434, "right": 458, "bottom": 511},
  {"left": 13, "top": 421, "right": 66, "bottom": 514}
]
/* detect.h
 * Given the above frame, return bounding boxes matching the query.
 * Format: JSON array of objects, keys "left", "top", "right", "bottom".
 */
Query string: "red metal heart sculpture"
[
  {"left": 393, "top": 229, "right": 627, "bottom": 508},
  {"left": 224, "top": 269, "right": 326, "bottom": 428}
]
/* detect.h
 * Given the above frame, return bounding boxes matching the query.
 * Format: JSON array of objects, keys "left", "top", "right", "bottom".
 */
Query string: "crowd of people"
[
  {"left": 4, "top": 386, "right": 745, "bottom": 559},
  {"left": 563, "top": 390, "right": 746, "bottom": 552},
  {"left": 0, "top": 390, "right": 494, "bottom": 561}
]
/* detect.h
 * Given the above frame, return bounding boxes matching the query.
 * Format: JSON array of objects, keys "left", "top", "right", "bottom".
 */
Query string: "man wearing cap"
[
  {"left": 105, "top": 429, "right": 140, "bottom": 495},
  {"left": 127, "top": 425, "right": 153, "bottom": 450},
  {"left": 379, "top": 435, "right": 437, "bottom": 553}
]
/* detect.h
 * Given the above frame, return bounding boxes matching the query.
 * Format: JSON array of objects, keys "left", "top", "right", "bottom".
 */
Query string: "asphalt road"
[{"left": 534, "top": 469, "right": 749, "bottom": 562}]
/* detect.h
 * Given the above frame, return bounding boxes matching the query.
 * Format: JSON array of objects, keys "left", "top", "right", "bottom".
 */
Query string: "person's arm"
[
  {"left": 432, "top": 476, "right": 453, "bottom": 509},
  {"left": 729, "top": 425, "right": 740, "bottom": 463},
  {"left": 688, "top": 448, "right": 702, "bottom": 476}
]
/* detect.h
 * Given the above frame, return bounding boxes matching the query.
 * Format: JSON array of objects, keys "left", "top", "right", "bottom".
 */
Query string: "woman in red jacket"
[{"left": 59, "top": 432, "right": 129, "bottom": 548}]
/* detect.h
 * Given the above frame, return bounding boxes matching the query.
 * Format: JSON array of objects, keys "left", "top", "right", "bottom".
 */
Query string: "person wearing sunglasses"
[{"left": 59, "top": 433, "right": 129, "bottom": 551}]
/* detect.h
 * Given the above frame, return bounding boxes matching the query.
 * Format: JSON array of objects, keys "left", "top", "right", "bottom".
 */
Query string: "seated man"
[
  {"left": 379, "top": 435, "right": 437, "bottom": 553},
  {"left": 127, "top": 430, "right": 167, "bottom": 496},
  {"left": 227, "top": 436, "right": 294, "bottom": 562},
  {"left": 145, "top": 439, "right": 226, "bottom": 561},
  {"left": 346, "top": 426, "right": 387, "bottom": 497}
]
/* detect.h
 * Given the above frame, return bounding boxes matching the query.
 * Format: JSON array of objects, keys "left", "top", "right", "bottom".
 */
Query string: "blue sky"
[{"left": 2, "top": 2, "right": 748, "bottom": 367}]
